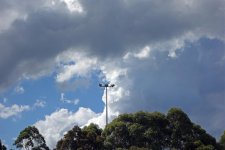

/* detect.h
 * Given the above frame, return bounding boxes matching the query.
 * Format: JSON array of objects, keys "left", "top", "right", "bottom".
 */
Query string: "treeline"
[{"left": 4, "top": 108, "right": 225, "bottom": 150}]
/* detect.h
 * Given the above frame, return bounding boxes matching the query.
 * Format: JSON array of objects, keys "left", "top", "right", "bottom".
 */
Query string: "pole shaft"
[{"left": 106, "top": 87, "right": 108, "bottom": 126}]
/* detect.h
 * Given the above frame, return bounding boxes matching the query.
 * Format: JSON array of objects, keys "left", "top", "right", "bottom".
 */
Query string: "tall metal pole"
[
  {"left": 99, "top": 83, "right": 114, "bottom": 126},
  {"left": 105, "top": 87, "right": 108, "bottom": 125}
]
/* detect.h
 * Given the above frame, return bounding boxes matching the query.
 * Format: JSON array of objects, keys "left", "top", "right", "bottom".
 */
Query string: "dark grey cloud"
[
  {"left": 0, "top": 0, "right": 224, "bottom": 92},
  {"left": 107, "top": 38, "right": 225, "bottom": 138}
]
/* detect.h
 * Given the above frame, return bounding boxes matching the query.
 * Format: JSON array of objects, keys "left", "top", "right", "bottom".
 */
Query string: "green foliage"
[
  {"left": 82, "top": 123, "right": 104, "bottom": 149},
  {"left": 104, "top": 121, "right": 130, "bottom": 149},
  {"left": 196, "top": 145, "right": 214, "bottom": 150},
  {"left": 2, "top": 146, "right": 6, "bottom": 150},
  {"left": 103, "top": 108, "right": 221, "bottom": 150},
  {"left": 128, "top": 146, "right": 149, "bottom": 150},
  {"left": 14, "top": 126, "right": 49, "bottom": 150},
  {"left": 56, "top": 124, "right": 104, "bottom": 150},
  {"left": 2, "top": 107, "right": 222, "bottom": 150},
  {"left": 55, "top": 107, "right": 222, "bottom": 150},
  {"left": 166, "top": 108, "right": 221, "bottom": 150},
  {"left": 220, "top": 131, "right": 225, "bottom": 149},
  {"left": 103, "top": 111, "right": 170, "bottom": 150},
  {"left": 0, "top": 140, "right": 7, "bottom": 150},
  {"left": 167, "top": 108, "right": 193, "bottom": 149},
  {"left": 56, "top": 125, "right": 83, "bottom": 150}
]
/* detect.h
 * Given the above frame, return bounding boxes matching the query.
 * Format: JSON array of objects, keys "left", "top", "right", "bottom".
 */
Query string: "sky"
[{"left": 0, "top": 0, "right": 224, "bottom": 149}]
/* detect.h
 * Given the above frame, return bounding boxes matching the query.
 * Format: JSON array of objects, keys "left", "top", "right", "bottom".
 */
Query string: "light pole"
[{"left": 99, "top": 83, "right": 115, "bottom": 126}]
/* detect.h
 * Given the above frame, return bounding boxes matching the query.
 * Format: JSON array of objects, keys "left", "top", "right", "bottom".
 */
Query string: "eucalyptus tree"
[
  {"left": 56, "top": 124, "right": 104, "bottom": 150},
  {"left": 0, "top": 140, "right": 7, "bottom": 150},
  {"left": 14, "top": 126, "right": 49, "bottom": 150},
  {"left": 220, "top": 131, "right": 225, "bottom": 149}
]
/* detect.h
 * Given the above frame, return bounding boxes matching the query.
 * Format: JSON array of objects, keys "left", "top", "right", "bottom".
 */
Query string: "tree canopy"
[
  {"left": 13, "top": 108, "right": 223, "bottom": 150},
  {"left": 102, "top": 108, "right": 219, "bottom": 149},
  {"left": 56, "top": 123, "right": 104, "bottom": 150},
  {"left": 14, "top": 126, "right": 49, "bottom": 150},
  {"left": 220, "top": 131, "right": 225, "bottom": 149},
  {"left": 0, "top": 140, "right": 7, "bottom": 150}
]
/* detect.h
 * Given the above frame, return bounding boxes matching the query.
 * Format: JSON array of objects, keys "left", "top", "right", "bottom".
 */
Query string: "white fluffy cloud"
[
  {"left": 56, "top": 51, "right": 98, "bottom": 83},
  {"left": 0, "top": 103, "right": 30, "bottom": 119},
  {"left": 35, "top": 107, "right": 99, "bottom": 149},
  {"left": 0, "top": 99, "right": 47, "bottom": 119}
]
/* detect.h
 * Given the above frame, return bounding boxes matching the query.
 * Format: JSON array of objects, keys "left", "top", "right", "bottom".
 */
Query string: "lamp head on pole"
[
  {"left": 99, "top": 83, "right": 115, "bottom": 88},
  {"left": 109, "top": 84, "right": 115, "bottom": 87}
]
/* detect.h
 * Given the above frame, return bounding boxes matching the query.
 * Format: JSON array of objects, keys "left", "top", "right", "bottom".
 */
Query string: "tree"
[
  {"left": 0, "top": 140, "right": 7, "bottom": 150},
  {"left": 103, "top": 111, "right": 170, "bottom": 150},
  {"left": 103, "top": 121, "right": 130, "bottom": 149},
  {"left": 220, "top": 131, "right": 225, "bottom": 149},
  {"left": 82, "top": 123, "right": 104, "bottom": 149},
  {"left": 167, "top": 108, "right": 195, "bottom": 149},
  {"left": 103, "top": 108, "right": 221, "bottom": 150},
  {"left": 56, "top": 124, "right": 104, "bottom": 150},
  {"left": 166, "top": 108, "right": 221, "bottom": 150},
  {"left": 55, "top": 107, "right": 221, "bottom": 149},
  {"left": 14, "top": 126, "right": 49, "bottom": 150},
  {"left": 56, "top": 125, "right": 83, "bottom": 150},
  {"left": 143, "top": 112, "right": 170, "bottom": 149}
]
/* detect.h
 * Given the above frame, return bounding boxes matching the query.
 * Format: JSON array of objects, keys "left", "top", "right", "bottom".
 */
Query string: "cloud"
[
  {"left": 61, "top": 0, "right": 83, "bottom": 13},
  {"left": 0, "top": 103, "right": 30, "bottom": 119},
  {"left": 0, "top": 0, "right": 54, "bottom": 32},
  {"left": 0, "top": 99, "right": 47, "bottom": 119},
  {"left": 2, "top": 98, "right": 8, "bottom": 103},
  {"left": 123, "top": 46, "right": 151, "bottom": 60},
  {"left": 33, "top": 99, "right": 46, "bottom": 108},
  {"left": 0, "top": 0, "right": 224, "bottom": 92},
  {"left": 100, "top": 39, "right": 225, "bottom": 138},
  {"left": 35, "top": 107, "right": 99, "bottom": 149},
  {"left": 60, "top": 93, "right": 79, "bottom": 105},
  {"left": 14, "top": 85, "right": 25, "bottom": 94},
  {"left": 57, "top": 78, "right": 90, "bottom": 92},
  {"left": 0, "top": 0, "right": 224, "bottom": 147},
  {"left": 56, "top": 51, "right": 97, "bottom": 83},
  {"left": 54, "top": 38, "right": 225, "bottom": 139}
]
